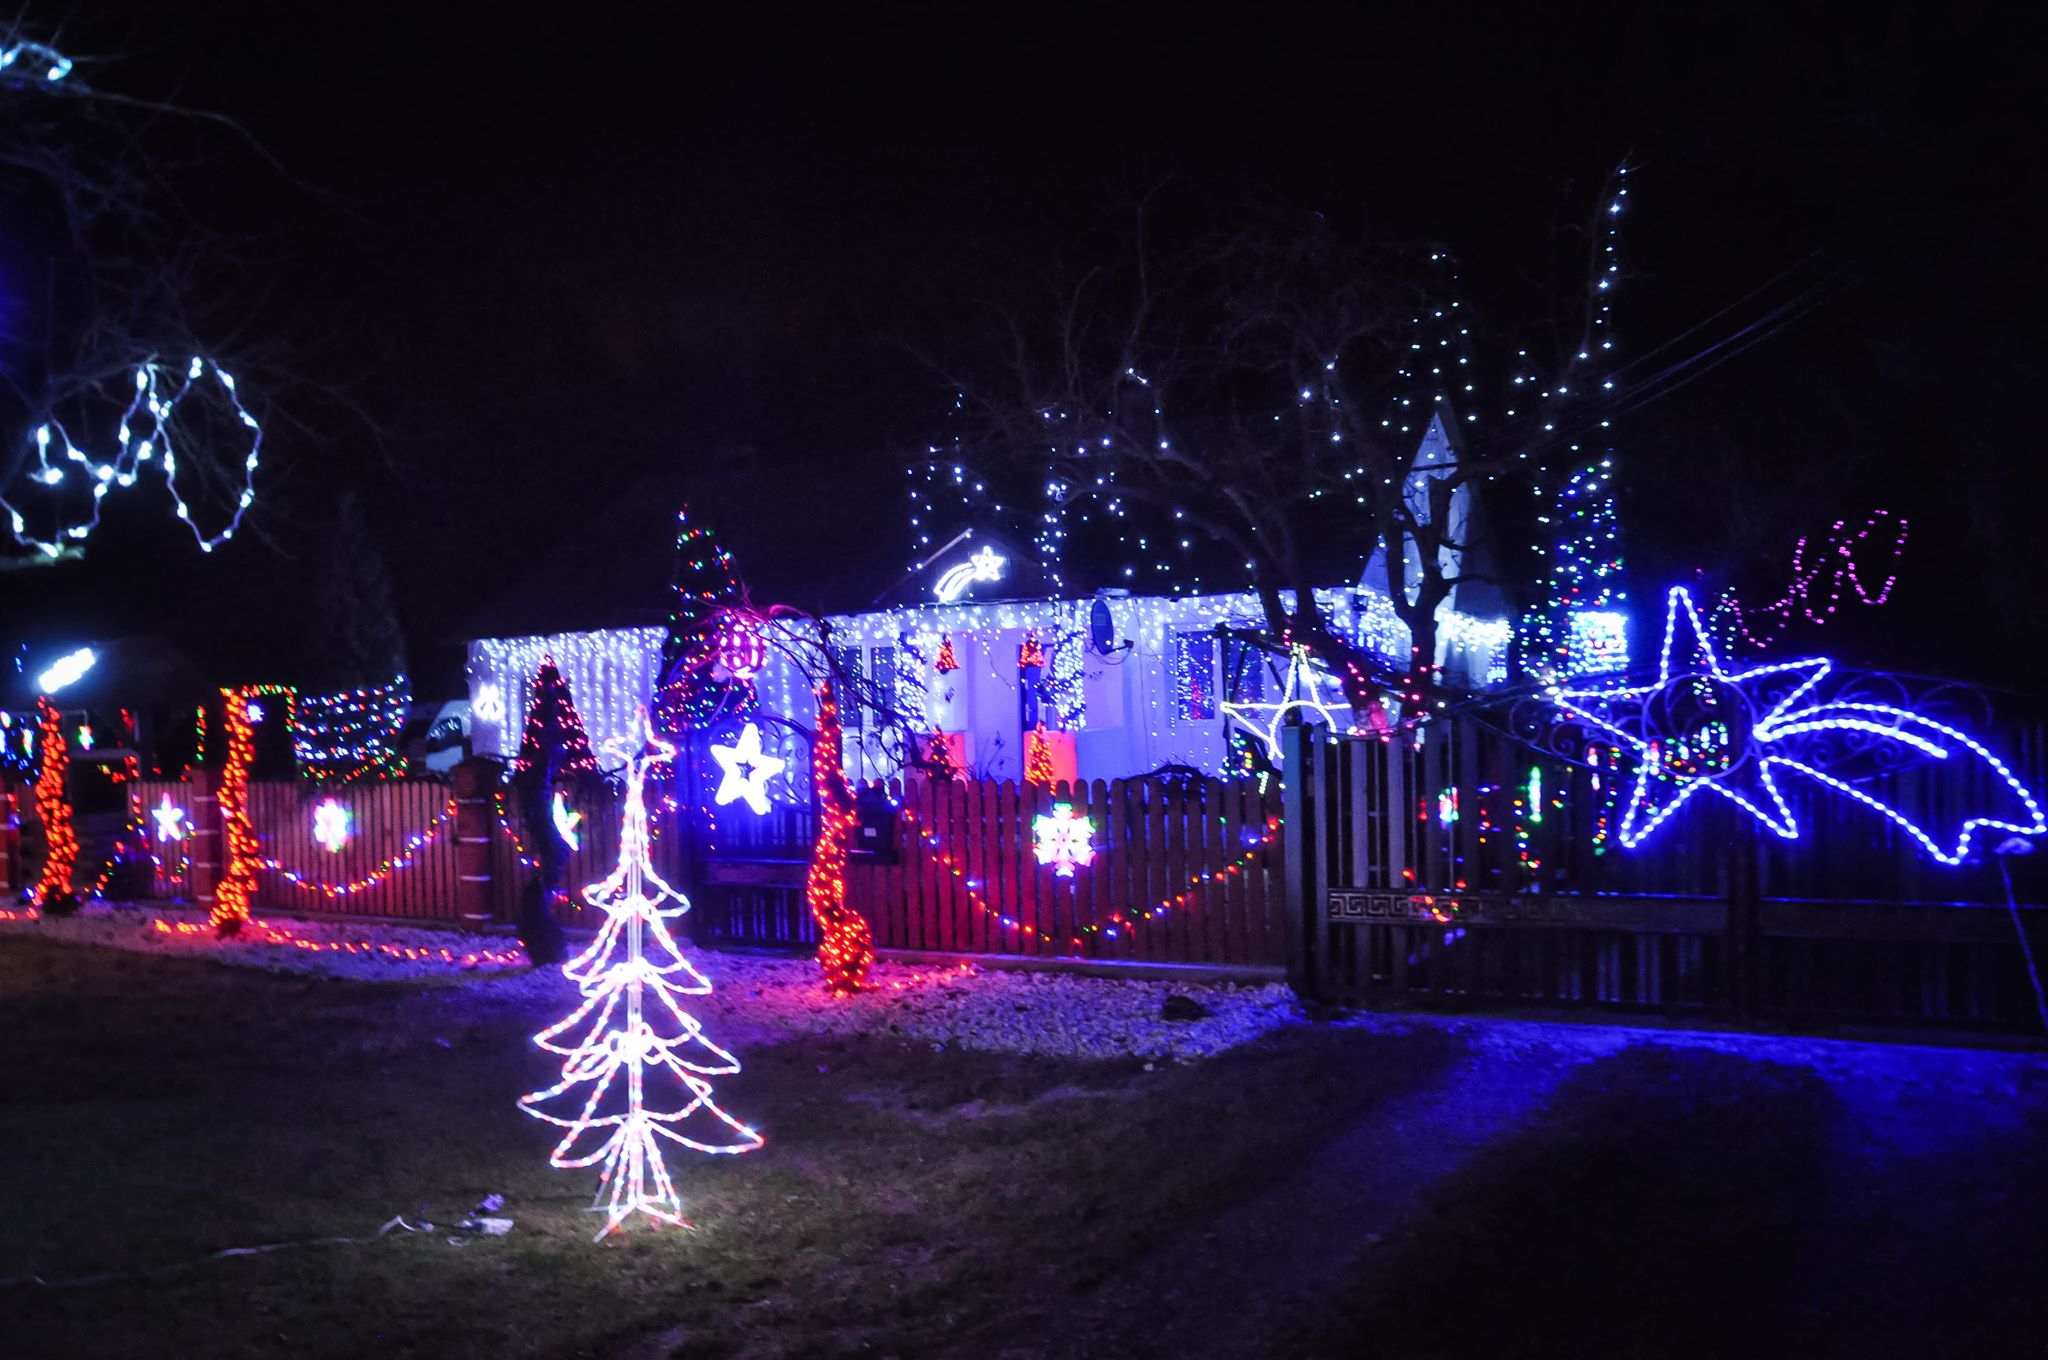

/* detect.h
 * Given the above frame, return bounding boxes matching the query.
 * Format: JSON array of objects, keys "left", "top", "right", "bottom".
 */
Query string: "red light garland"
[
  {"left": 32, "top": 696, "right": 78, "bottom": 910},
  {"left": 214, "top": 687, "right": 265, "bottom": 934},
  {"left": 150, "top": 915, "right": 523, "bottom": 967},
  {"left": 805, "top": 679, "right": 875, "bottom": 994}
]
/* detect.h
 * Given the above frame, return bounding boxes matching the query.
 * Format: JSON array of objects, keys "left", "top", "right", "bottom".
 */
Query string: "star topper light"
[
  {"left": 710, "top": 722, "right": 787, "bottom": 816},
  {"left": 1222, "top": 645, "right": 1352, "bottom": 760},
  {"left": 1549, "top": 586, "right": 2044, "bottom": 865}
]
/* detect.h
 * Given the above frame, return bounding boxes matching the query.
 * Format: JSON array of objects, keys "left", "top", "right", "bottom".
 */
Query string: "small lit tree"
[{"left": 519, "top": 715, "right": 763, "bottom": 1239}]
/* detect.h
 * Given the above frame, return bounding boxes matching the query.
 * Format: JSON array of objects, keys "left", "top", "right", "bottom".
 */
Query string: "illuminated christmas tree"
[
  {"left": 652, "top": 508, "right": 758, "bottom": 737},
  {"left": 519, "top": 714, "right": 763, "bottom": 1239}
]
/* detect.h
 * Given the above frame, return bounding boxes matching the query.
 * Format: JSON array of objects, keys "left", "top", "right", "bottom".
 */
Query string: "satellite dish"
[{"left": 1090, "top": 596, "right": 1118, "bottom": 655}]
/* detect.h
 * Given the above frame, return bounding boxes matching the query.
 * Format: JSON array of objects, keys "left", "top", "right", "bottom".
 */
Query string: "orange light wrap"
[
  {"left": 33, "top": 697, "right": 76, "bottom": 903},
  {"left": 805, "top": 679, "right": 874, "bottom": 994},
  {"left": 1024, "top": 721, "right": 1055, "bottom": 790},
  {"left": 934, "top": 636, "right": 959, "bottom": 673},
  {"left": 214, "top": 687, "right": 261, "bottom": 934}
]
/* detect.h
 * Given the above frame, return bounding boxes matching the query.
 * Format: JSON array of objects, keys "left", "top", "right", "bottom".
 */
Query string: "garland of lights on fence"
[{"left": 900, "top": 804, "right": 1283, "bottom": 948}]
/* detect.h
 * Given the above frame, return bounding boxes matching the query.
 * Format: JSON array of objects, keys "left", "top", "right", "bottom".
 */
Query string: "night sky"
[{"left": 8, "top": 2, "right": 2046, "bottom": 695}]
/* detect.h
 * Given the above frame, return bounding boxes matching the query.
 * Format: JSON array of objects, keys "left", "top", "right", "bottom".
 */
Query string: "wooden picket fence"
[
  {"left": 130, "top": 776, "right": 467, "bottom": 920},
  {"left": 852, "top": 776, "right": 1288, "bottom": 967},
  {"left": 107, "top": 767, "right": 1289, "bottom": 969}
]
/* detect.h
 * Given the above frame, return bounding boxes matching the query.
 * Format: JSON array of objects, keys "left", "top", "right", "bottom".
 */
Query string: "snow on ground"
[{"left": 0, "top": 902, "right": 1305, "bottom": 1062}]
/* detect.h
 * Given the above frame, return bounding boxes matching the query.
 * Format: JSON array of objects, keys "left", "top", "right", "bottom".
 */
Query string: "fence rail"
[
  {"left": 1293, "top": 715, "right": 2048, "bottom": 1029},
  {"left": 853, "top": 776, "right": 1287, "bottom": 966}
]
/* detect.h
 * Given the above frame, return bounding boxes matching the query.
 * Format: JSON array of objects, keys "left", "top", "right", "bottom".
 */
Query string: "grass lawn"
[{"left": 3, "top": 938, "right": 2043, "bottom": 1359}]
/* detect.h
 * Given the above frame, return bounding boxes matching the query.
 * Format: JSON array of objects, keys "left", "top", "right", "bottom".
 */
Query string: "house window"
[
  {"left": 1172, "top": 631, "right": 1217, "bottom": 722},
  {"left": 832, "top": 646, "right": 864, "bottom": 731},
  {"left": 1222, "top": 638, "right": 1268, "bottom": 704},
  {"left": 866, "top": 645, "right": 901, "bottom": 729}
]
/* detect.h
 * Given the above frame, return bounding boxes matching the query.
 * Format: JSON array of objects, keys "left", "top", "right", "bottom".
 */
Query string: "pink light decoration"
[{"left": 1720, "top": 510, "right": 1908, "bottom": 650}]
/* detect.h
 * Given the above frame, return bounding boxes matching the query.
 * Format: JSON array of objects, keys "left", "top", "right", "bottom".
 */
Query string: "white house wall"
[{"left": 467, "top": 586, "right": 1509, "bottom": 783}]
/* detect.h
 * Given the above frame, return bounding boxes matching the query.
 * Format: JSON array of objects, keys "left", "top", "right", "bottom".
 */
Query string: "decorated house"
[{"left": 460, "top": 414, "right": 1643, "bottom": 793}]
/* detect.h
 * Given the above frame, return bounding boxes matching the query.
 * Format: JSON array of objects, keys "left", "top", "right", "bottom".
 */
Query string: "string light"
[
  {"left": 292, "top": 675, "right": 409, "bottom": 783},
  {"left": 902, "top": 808, "right": 1282, "bottom": 946},
  {"left": 1551, "top": 586, "right": 2045, "bottom": 864},
  {"left": 4, "top": 358, "right": 263, "bottom": 558},
  {"left": 150, "top": 915, "right": 522, "bottom": 967},
  {"left": 1714, "top": 510, "right": 1909, "bottom": 651},
  {"left": 805, "top": 680, "right": 877, "bottom": 993},
  {"left": 264, "top": 799, "right": 457, "bottom": 898},
  {"left": 31, "top": 697, "right": 77, "bottom": 909},
  {"left": 519, "top": 714, "right": 764, "bottom": 1239}
]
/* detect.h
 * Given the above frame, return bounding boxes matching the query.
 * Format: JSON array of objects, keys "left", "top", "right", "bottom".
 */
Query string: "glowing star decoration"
[
  {"left": 152, "top": 795, "right": 187, "bottom": 843},
  {"left": 1032, "top": 803, "right": 1097, "bottom": 878},
  {"left": 36, "top": 646, "right": 96, "bottom": 694},
  {"left": 1222, "top": 646, "right": 1352, "bottom": 760},
  {"left": 1550, "top": 586, "right": 2047, "bottom": 865},
  {"left": 518, "top": 713, "right": 764, "bottom": 1239},
  {"left": 551, "top": 790, "right": 583, "bottom": 850},
  {"left": 933, "top": 545, "right": 1005, "bottom": 603},
  {"left": 709, "top": 722, "right": 786, "bottom": 816},
  {"left": 312, "top": 799, "right": 353, "bottom": 853},
  {"left": 246, "top": 701, "right": 266, "bottom": 724}
]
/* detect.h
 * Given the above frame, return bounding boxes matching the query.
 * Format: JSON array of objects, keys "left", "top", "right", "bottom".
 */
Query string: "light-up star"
[
  {"left": 1032, "top": 803, "right": 1096, "bottom": 878},
  {"left": 710, "top": 722, "right": 786, "bottom": 816},
  {"left": 152, "top": 794, "right": 186, "bottom": 843},
  {"left": 934, "top": 545, "right": 1006, "bottom": 602},
  {"left": 1550, "top": 585, "right": 2045, "bottom": 863},
  {"left": 1222, "top": 646, "right": 1351, "bottom": 760},
  {"left": 246, "top": 701, "right": 266, "bottom": 724},
  {"left": 551, "top": 790, "right": 583, "bottom": 850},
  {"left": 312, "top": 798, "right": 352, "bottom": 853}
]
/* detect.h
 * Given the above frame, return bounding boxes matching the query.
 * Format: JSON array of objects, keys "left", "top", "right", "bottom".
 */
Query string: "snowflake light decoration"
[
  {"left": 1033, "top": 802, "right": 1097, "bottom": 878},
  {"left": 312, "top": 799, "right": 352, "bottom": 853}
]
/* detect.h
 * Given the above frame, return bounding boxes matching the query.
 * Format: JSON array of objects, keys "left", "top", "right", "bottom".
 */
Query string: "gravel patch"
[{"left": 0, "top": 902, "right": 1306, "bottom": 1062}]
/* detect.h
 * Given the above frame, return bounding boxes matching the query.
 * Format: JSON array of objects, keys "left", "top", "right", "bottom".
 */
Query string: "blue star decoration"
[{"left": 1550, "top": 586, "right": 2044, "bottom": 865}]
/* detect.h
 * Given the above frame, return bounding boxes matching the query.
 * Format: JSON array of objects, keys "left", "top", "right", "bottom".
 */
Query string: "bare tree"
[{"left": 927, "top": 178, "right": 1630, "bottom": 719}]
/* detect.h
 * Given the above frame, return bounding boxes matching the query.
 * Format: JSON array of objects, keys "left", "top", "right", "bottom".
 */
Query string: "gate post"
[
  {"left": 0, "top": 780, "right": 17, "bottom": 896},
  {"left": 1281, "top": 722, "right": 1317, "bottom": 994},
  {"left": 452, "top": 757, "right": 498, "bottom": 930},
  {"left": 186, "top": 767, "right": 220, "bottom": 915},
  {"left": 1727, "top": 814, "right": 1762, "bottom": 1017}
]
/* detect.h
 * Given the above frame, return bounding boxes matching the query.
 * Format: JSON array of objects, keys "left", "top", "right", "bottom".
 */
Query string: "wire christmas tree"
[{"left": 519, "top": 713, "right": 764, "bottom": 1239}]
